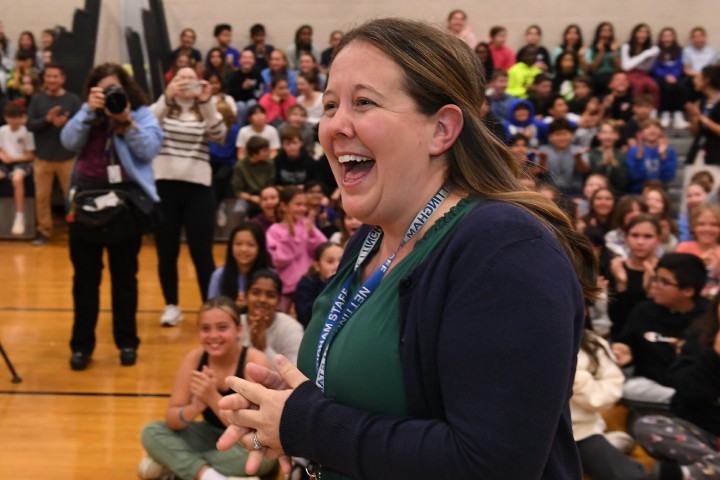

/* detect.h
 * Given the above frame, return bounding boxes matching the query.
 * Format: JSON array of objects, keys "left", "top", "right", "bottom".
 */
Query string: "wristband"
[{"left": 178, "top": 406, "right": 192, "bottom": 424}]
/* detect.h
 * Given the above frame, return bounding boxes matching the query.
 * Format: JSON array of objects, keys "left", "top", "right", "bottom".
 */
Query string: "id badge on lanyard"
[
  {"left": 314, "top": 186, "right": 449, "bottom": 391},
  {"left": 105, "top": 135, "right": 121, "bottom": 184}
]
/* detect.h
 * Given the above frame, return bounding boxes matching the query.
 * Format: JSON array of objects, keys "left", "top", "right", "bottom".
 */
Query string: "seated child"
[
  {"left": 274, "top": 126, "right": 316, "bottom": 187},
  {"left": 225, "top": 49, "right": 265, "bottom": 126},
  {"left": 621, "top": 94, "right": 654, "bottom": 147},
  {"left": 236, "top": 105, "right": 279, "bottom": 159},
  {"left": 207, "top": 222, "right": 271, "bottom": 309},
  {"left": 577, "top": 173, "right": 609, "bottom": 217},
  {"left": 573, "top": 97, "right": 604, "bottom": 148},
  {"left": 527, "top": 73, "right": 553, "bottom": 118},
  {"left": 568, "top": 76, "right": 594, "bottom": 115},
  {"left": 329, "top": 206, "right": 363, "bottom": 248},
  {"left": 543, "top": 94, "right": 580, "bottom": 126},
  {"left": 626, "top": 119, "right": 677, "bottom": 193},
  {"left": 250, "top": 185, "right": 280, "bottom": 232},
  {"left": 584, "top": 120, "right": 629, "bottom": 196},
  {"left": 138, "top": 297, "right": 277, "bottom": 480},
  {"left": 606, "top": 213, "right": 661, "bottom": 338},
  {"left": 552, "top": 51, "right": 580, "bottom": 101},
  {"left": 305, "top": 180, "right": 338, "bottom": 238},
  {"left": 506, "top": 47, "right": 542, "bottom": 99},
  {"left": 238, "top": 269, "right": 305, "bottom": 366},
  {"left": 612, "top": 253, "right": 709, "bottom": 403},
  {"left": 293, "top": 241, "right": 343, "bottom": 328},
  {"left": 258, "top": 78, "right": 297, "bottom": 127},
  {"left": 678, "top": 179, "right": 711, "bottom": 242},
  {"left": 278, "top": 104, "right": 316, "bottom": 158},
  {"left": 509, "top": 133, "right": 548, "bottom": 181},
  {"left": 487, "top": 69, "right": 516, "bottom": 121},
  {"left": 231, "top": 135, "right": 275, "bottom": 217},
  {"left": 539, "top": 119, "right": 587, "bottom": 196},
  {"left": 675, "top": 203, "right": 720, "bottom": 299},
  {"left": 0, "top": 102, "right": 35, "bottom": 235},
  {"left": 572, "top": 323, "right": 648, "bottom": 480},
  {"left": 5, "top": 51, "right": 34, "bottom": 102},
  {"left": 266, "top": 186, "right": 327, "bottom": 312},
  {"left": 602, "top": 71, "right": 634, "bottom": 127},
  {"left": 503, "top": 99, "right": 548, "bottom": 148}
]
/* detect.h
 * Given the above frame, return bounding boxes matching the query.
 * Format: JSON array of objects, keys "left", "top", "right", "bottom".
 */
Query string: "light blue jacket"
[{"left": 60, "top": 103, "right": 163, "bottom": 202}]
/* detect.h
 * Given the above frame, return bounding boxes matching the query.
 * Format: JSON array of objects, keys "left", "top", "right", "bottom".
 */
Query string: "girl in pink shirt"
[
  {"left": 258, "top": 78, "right": 297, "bottom": 126},
  {"left": 489, "top": 25, "right": 516, "bottom": 71},
  {"left": 266, "top": 186, "right": 326, "bottom": 312}
]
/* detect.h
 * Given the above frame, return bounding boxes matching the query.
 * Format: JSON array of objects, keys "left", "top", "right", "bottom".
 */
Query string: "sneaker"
[
  {"left": 659, "top": 111, "right": 672, "bottom": 129},
  {"left": 137, "top": 456, "right": 172, "bottom": 480},
  {"left": 11, "top": 215, "right": 24, "bottom": 235},
  {"left": 672, "top": 111, "right": 689, "bottom": 130},
  {"left": 160, "top": 304, "right": 183, "bottom": 327},
  {"left": 31, "top": 233, "right": 49, "bottom": 246},
  {"left": 217, "top": 208, "right": 227, "bottom": 228},
  {"left": 604, "top": 430, "right": 636, "bottom": 453}
]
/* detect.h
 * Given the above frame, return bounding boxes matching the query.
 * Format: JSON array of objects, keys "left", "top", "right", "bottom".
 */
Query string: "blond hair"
[
  {"left": 198, "top": 296, "right": 240, "bottom": 325},
  {"left": 690, "top": 204, "right": 720, "bottom": 231}
]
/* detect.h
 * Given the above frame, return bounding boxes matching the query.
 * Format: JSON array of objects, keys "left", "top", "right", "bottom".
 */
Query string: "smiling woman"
[{"left": 216, "top": 18, "right": 598, "bottom": 479}]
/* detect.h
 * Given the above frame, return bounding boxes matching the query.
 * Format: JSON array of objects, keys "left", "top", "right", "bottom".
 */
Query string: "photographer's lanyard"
[
  {"left": 105, "top": 134, "right": 122, "bottom": 184},
  {"left": 315, "top": 187, "right": 449, "bottom": 391}
]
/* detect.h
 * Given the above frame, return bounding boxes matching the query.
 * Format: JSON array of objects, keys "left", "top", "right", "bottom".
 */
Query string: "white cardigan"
[{"left": 570, "top": 333, "right": 625, "bottom": 441}]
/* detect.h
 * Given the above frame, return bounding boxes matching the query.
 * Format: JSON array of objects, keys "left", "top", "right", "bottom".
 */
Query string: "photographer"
[
  {"left": 151, "top": 67, "right": 227, "bottom": 327},
  {"left": 60, "top": 63, "right": 163, "bottom": 371}
]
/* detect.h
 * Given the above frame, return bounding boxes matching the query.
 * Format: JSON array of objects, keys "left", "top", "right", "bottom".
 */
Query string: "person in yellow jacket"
[{"left": 507, "top": 46, "right": 542, "bottom": 99}]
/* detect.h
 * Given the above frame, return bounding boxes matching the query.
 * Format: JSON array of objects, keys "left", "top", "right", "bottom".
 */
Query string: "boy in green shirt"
[{"left": 232, "top": 135, "right": 275, "bottom": 216}]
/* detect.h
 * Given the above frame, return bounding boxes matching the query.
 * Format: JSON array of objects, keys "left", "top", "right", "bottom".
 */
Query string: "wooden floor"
[{"left": 0, "top": 227, "right": 226, "bottom": 479}]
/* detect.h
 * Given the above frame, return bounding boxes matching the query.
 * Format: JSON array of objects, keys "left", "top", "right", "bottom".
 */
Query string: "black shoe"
[
  {"left": 119, "top": 348, "right": 137, "bottom": 366},
  {"left": 70, "top": 352, "right": 90, "bottom": 371},
  {"left": 31, "top": 234, "right": 49, "bottom": 246}
]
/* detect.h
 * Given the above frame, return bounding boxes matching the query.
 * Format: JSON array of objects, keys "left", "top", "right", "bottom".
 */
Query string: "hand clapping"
[
  {"left": 217, "top": 355, "right": 310, "bottom": 475},
  {"left": 190, "top": 365, "right": 219, "bottom": 407}
]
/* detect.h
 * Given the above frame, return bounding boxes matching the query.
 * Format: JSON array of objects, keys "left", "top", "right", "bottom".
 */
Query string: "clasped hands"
[{"left": 217, "top": 355, "right": 310, "bottom": 475}]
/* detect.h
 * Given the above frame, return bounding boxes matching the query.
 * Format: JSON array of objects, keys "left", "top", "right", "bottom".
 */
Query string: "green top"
[
  {"left": 585, "top": 47, "right": 619, "bottom": 75},
  {"left": 231, "top": 157, "right": 276, "bottom": 196},
  {"left": 296, "top": 198, "right": 479, "bottom": 479}
]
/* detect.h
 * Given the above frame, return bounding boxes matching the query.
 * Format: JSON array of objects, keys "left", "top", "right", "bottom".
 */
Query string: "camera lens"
[{"left": 103, "top": 85, "right": 127, "bottom": 115}]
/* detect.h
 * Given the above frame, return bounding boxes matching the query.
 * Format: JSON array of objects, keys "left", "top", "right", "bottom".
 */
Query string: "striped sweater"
[{"left": 150, "top": 95, "right": 227, "bottom": 186}]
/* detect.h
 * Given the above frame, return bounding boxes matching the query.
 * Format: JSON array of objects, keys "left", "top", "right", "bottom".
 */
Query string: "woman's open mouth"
[{"left": 338, "top": 154, "right": 376, "bottom": 184}]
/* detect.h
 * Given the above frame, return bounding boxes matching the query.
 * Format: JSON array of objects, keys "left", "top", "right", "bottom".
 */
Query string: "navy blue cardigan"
[{"left": 280, "top": 200, "right": 585, "bottom": 479}]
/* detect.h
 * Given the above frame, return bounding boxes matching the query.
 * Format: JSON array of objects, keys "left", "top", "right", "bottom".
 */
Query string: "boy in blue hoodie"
[
  {"left": 626, "top": 119, "right": 677, "bottom": 193},
  {"left": 503, "top": 99, "right": 548, "bottom": 148}
]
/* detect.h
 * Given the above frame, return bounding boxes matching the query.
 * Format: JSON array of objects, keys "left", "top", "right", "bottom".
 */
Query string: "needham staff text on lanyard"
[{"left": 315, "top": 187, "right": 450, "bottom": 391}]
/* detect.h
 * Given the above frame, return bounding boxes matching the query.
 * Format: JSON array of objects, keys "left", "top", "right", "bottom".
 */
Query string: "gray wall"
[{"left": 4, "top": 0, "right": 720, "bottom": 64}]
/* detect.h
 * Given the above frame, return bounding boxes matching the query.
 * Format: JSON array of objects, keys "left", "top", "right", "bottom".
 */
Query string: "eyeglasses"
[{"left": 651, "top": 276, "right": 680, "bottom": 288}]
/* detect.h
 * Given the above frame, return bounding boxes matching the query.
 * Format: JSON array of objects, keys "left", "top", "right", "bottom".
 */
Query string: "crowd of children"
[{"left": 444, "top": 14, "right": 720, "bottom": 480}]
